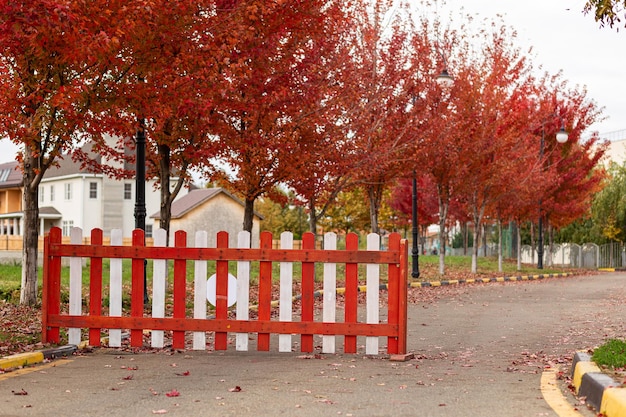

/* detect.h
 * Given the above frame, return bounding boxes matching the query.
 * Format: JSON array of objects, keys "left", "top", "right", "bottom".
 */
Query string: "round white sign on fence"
[{"left": 206, "top": 273, "right": 237, "bottom": 307}]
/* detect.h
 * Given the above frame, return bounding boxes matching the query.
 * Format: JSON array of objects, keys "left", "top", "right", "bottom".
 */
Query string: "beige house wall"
[{"left": 165, "top": 193, "right": 261, "bottom": 248}]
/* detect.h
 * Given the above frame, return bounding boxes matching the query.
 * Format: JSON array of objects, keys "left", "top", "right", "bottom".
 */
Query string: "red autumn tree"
[
  {"left": 0, "top": 0, "right": 133, "bottom": 305},
  {"left": 87, "top": 0, "right": 222, "bottom": 244},
  {"left": 209, "top": 0, "right": 353, "bottom": 236},
  {"left": 450, "top": 23, "right": 542, "bottom": 273}
]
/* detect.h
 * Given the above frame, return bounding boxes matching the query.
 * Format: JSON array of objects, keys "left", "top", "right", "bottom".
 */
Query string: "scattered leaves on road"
[{"left": 165, "top": 389, "right": 180, "bottom": 397}]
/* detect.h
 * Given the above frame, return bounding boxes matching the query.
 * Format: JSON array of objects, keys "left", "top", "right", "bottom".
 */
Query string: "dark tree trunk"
[{"left": 20, "top": 151, "right": 41, "bottom": 306}]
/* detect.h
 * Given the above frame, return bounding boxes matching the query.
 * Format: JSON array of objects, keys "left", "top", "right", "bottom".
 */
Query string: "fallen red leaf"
[
  {"left": 176, "top": 371, "right": 190, "bottom": 376},
  {"left": 165, "top": 389, "right": 180, "bottom": 397},
  {"left": 12, "top": 389, "right": 28, "bottom": 396},
  {"left": 122, "top": 375, "right": 133, "bottom": 380},
  {"left": 229, "top": 386, "right": 242, "bottom": 392}
]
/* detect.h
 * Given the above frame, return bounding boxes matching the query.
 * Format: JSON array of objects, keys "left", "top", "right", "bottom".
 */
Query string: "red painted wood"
[
  {"left": 42, "top": 229, "right": 62, "bottom": 344},
  {"left": 397, "top": 237, "right": 409, "bottom": 355},
  {"left": 257, "top": 232, "right": 272, "bottom": 351},
  {"left": 344, "top": 233, "right": 358, "bottom": 353},
  {"left": 215, "top": 231, "right": 229, "bottom": 350},
  {"left": 300, "top": 232, "right": 315, "bottom": 352},
  {"left": 47, "top": 244, "right": 398, "bottom": 264},
  {"left": 131, "top": 229, "right": 145, "bottom": 347},
  {"left": 89, "top": 229, "right": 103, "bottom": 346},
  {"left": 48, "top": 315, "right": 399, "bottom": 336},
  {"left": 173, "top": 231, "right": 187, "bottom": 349},
  {"left": 41, "top": 227, "right": 409, "bottom": 355}
]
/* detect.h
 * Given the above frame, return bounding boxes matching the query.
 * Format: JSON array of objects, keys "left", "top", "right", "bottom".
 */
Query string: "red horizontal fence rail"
[{"left": 42, "top": 227, "right": 409, "bottom": 354}]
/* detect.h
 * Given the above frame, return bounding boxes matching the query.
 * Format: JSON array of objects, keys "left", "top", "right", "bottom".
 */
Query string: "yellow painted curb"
[
  {"left": 601, "top": 387, "right": 626, "bottom": 417},
  {"left": 573, "top": 361, "right": 602, "bottom": 393},
  {"left": 541, "top": 369, "right": 583, "bottom": 416},
  {"left": 0, "top": 351, "right": 44, "bottom": 370}
]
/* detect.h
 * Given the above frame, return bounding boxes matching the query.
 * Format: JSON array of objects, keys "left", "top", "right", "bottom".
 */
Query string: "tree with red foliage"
[
  {"left": 89, "top": 0, "right": 221, "bottom": 244},
  {"left": 450, "top": 23, "right": 543, "bottom": 273},
  {"left": 0, "top": 0, "right": 133, "bottom": 305},
  {"left": 209, "top": 0, "right": 353, "bottom": 237}
]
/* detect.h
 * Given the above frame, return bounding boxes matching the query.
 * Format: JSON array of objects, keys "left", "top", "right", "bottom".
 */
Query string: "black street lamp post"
[
  {"left": 537, "top": 121, "right": 568, "bottom": 269},
  {"left": 411, "top": 68, "right": 454, "bottom": 279},
  {"left": 134, "top": 118, "right": 148, "bottom": 302},
  {"left": 411, "top": 171, "right": 420, "bottom": 279}
]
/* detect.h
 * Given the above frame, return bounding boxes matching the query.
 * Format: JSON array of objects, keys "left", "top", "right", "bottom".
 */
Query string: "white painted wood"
[
  {"left": 193, "top": 231, "right": 208, "bottom": 350},
  {"left": 366, "top": 233, "right": 380, "bottom": 355},
  {"left": 278, "top": 232, "right": 293, "bottom": 352},
  {"left": 151, "top": 229, "right": 167, "bottom": 348},
  {"left": 322, "top": 232, "right": 337, "bottom": 354},
  {"left": 68, "top": 227, "right": 83, "bottom": 345},
  {"left": 109, "top": 229, "right": 123, "bottom": 347},
  {"left": 235, "top": 231, "right": 251, "bottom": 351}
]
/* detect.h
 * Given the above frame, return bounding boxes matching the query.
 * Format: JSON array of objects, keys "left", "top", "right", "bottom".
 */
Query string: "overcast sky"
[
  {"left": 0, "top": 1, "right": 623, "bottom": 163},
  {"left": 440, "top": 0, "right": 624, "bottom": 139}
]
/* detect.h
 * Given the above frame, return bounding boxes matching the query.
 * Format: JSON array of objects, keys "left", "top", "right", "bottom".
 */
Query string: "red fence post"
[
  {"left": 301, "top": 232, "right": 315, "bottom": 352},
  {"left": 42, "top": 227, "right": 62, "bottom": 344},
  {"left": 258, "top": 231, "right": 273, "bottom": 351},
  {"left": 173, "top": 231, "right": 187, "bottom": 349},
  {"left": 215, "top": 231, "right": 229, "bottom": 350},
  {"left": 397, "top": 237, "right": 409, "bottom": 354},
  {"left": 131, "top": 229, "right": 145, "bottom": 347},
  {"left": 344, "top": 232, "right": 358, "bottom": 353},
  {"left": 89, "top": 228, "right": 103, "bottom": 346}
]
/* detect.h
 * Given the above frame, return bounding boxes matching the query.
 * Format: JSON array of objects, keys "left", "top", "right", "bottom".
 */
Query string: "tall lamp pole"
[
  {"left": 537, "top": 121, "right": 568, "bottom": 269},
  {"left": 411, "top": 67, "right": 454, "bottom": 279},
  {"left": 411, "top": 171, "right": 420, "bottom": 279},
  {"left": 134, "top": 117, "right": 148, "bottom": 302}
]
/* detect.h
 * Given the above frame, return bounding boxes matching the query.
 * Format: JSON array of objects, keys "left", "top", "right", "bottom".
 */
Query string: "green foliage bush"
[{"left": 592, "top": 339, "right": 626, "bottom": 368}]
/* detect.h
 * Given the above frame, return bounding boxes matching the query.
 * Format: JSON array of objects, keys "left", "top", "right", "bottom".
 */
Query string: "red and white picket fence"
[{"left": 42, "top": 227, "right": 409, "bottom": 355}]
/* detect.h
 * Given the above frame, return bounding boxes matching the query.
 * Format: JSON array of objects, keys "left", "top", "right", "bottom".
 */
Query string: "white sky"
[
  {"left": 440, "top": 0, "right": 624, "bottom": 138},
  {"left": 0, "top": 1, "right": 623, "bottom": 162}
]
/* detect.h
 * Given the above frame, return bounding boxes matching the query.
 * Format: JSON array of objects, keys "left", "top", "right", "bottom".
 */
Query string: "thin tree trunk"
[
  {"left": 20, "top": 152, "right": 40, "bottom": 306},
  {"left": 498, "top": 220, "right": 503, "bottom": 272},
  {"left": 438, "top": 197, "right": 449, "bottom": 275},
  {"left": 308, "top": 198, "right": 317, "bottom": 235},
  {"left": 243, "top": 198, "right": 255, "bottom": 237},
  {"left": 367, "top": 184, "right": 382, "bottom": 234},
  {"left": 516, "top": 221, "right": 522, "bottom": 271},
  {"left": 157, "top": 143, "right": 187, "bottom": 246}
]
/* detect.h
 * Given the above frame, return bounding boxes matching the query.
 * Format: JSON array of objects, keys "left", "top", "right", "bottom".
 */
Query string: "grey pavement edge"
[{"left": 570, "top": 351, "right": 626, "bottom": 415}]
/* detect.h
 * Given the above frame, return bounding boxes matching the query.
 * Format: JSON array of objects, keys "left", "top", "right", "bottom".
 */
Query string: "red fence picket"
[{"left": 42, "top": 228, "right": 409, "bottom": 355}]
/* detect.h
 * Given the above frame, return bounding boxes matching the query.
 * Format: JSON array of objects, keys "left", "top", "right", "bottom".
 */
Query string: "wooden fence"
[{"left": 42, "top": 227, "right": 409, "bottom": 355}]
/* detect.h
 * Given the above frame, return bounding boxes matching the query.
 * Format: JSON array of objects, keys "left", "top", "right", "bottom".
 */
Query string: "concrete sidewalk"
[{"left": 2, "top": 272, "right": 626, "bottom": 417}]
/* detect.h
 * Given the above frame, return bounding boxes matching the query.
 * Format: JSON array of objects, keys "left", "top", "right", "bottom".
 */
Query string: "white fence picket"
[
  {"left": 193, "top": 231, "right": 208, "bottom": 350},
  {"left": 151, "top": 229, "right": 167, "bottom": 348},
  {"left": 68, "top": 227, "right": 83, "bottom": 345},
  {"left": 366, "top": 233, "right": 380, "bottom": 355},
  {"left": 109, "top": 229, "right": 123, "bottom": 347},
  {"left": 322, "top": 232, "right": 337, "bottom": 354},
  {"left": 279, "top": 232, "right": 294, "bottom": 352},
  {"left": 236, "top": 231, "right": 251, "bottom": 351}
]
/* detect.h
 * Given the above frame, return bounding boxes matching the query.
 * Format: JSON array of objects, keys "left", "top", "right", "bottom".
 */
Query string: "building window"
[
  {"left": 62, "top": 220, "right": 74, "bottom": 237},
  {"left": 39, "top": 186, "right": 44, "bottom": 203},
  {"left": 124, "top": 183, "right": 132, "bottom": 200},
  {"left": 50, "top": 185, "right": 54, "bottom": 202},
  {"left": 89, "top": 182, "right": 98, "bottom": 199},
  {"left": 0, "top": 169, "right": 10, "bottom": 182},
  {"left": 65, "top": 183, "right": 72, "bottom": 200},
  {"left": 145, "top": 224, "right": 153, "bottom": 239}
]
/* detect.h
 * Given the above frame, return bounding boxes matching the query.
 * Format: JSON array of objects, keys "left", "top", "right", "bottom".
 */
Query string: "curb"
[
  {"left": 409, "top": 272, "right": 572, "bottom": 288},
  {"left": 0, "top": 345, "right": 77, "bottom": 372},
  {"left": 571, "top": 351, "right": 626, "bottom": 416}
]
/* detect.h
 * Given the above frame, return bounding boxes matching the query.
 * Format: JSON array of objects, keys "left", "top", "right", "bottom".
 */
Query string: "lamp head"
[
  {"left": 556, "top": 126, "right": 569, "bottom": 143},
  {"left": 436, "top": 69, "right": 453, "bottom": 88}
]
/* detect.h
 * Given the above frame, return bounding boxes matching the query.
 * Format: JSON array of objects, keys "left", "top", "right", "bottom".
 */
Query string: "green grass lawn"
[{"left": 0, "top": 254, "right": 578, "bottom": 304}]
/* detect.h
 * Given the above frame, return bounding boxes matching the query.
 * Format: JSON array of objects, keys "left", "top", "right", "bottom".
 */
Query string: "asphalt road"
[{"left": 1, "top": 272, "right": 625, "bottom": 417}]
